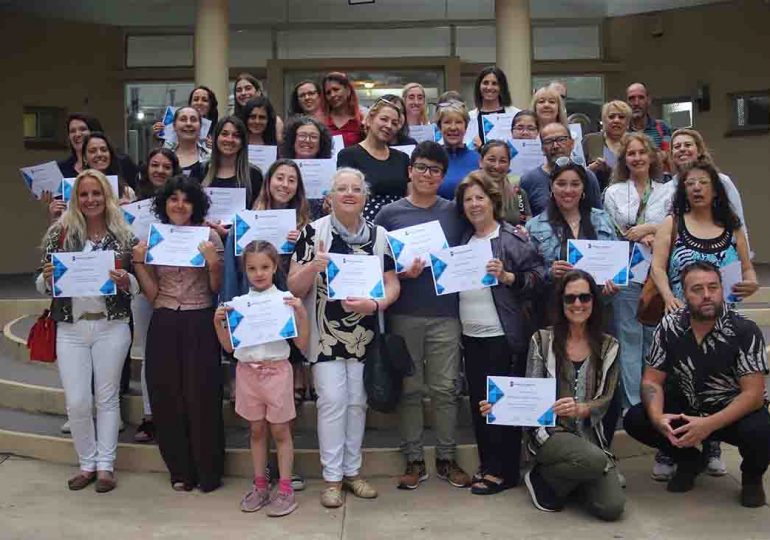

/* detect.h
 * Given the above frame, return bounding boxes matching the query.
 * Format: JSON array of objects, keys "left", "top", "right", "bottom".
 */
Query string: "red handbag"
[{"left": 27, "top": 308, "right": 56, "bottom": 363}]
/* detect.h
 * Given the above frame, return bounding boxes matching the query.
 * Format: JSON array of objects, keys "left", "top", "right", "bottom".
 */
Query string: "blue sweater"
[{"left": 438, "top": 146, "right": 480, "bottom": 200}]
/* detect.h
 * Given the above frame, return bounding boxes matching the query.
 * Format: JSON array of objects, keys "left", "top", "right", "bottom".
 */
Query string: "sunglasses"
[{"left": 563, "top": 293, "right": 593, "bottom": 304}]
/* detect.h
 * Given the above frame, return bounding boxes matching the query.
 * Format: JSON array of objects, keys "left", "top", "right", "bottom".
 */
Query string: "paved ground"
[{"left": 1, "top": 447, "right": 769, "bottom": 540}]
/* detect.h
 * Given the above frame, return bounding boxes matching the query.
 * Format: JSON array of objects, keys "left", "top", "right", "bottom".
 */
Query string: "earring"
[{"left": 581, "top": 192, "right": 586, "bottom": 200}]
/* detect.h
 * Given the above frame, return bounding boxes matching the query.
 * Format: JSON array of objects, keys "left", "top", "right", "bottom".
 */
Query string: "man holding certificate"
[
  {"left": 374, "top": 142, "right": 472, "bottom": 491},
  {"left": 479, "top": 271, "right": 624, "bottom": 521},
  {"left": 289, "top": 168, "right": 400, "bottom": 509},
  {"left": 36, "top": 170, "right": 139, "bottom": 494},
  {"left": 453, "top": 172, "right": 545, "bottom": 495},
  {"left": 132, "top": 176, "right": 226, "bottom": 493}
]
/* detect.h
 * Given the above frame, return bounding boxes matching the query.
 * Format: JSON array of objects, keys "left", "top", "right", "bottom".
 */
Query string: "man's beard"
[{"left": 690, "top": 301, "right": 723, "bottom": 321}]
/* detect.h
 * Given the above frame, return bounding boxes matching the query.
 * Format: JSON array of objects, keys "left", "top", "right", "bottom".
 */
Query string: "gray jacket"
[{"left": 461, "top": 221, "right": 545, "bottom": 354}]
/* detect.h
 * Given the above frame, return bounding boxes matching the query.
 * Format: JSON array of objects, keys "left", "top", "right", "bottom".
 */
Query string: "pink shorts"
[{"left": 235, "top": 360, "right": 296, "bottom": 424}]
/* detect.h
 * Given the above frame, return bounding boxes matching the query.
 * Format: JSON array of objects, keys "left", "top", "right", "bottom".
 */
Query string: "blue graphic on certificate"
[
  {"left": 486, "top": 376, "right": 556, "bottom": 427},
  {"left": 20, "top": 161, "right": 63, "bottom": 199},
  {"left": 385, "top": 220, "right": 448, "bottom": 273},
  {"left": 233, "top": 209, "right": 296, "bottom": 256},
  {"left": 247, "top": 145, "right": 278, "bottom": 175},
  {"left": 51, "top": 250, "right": 116, "bottom": 298},
  {"left": 507, "top": 139, "right": 546, "bottom": 177},
  {"left": 325, "top": 253, "right": 385, "bottom": 300},
  {"left": 62, "top": 175, "right": 119, "bottom": 204},
  {"left": 121, "top": 199, "right": 159, "bottom": 242},
  {"left": 429, "top": 240, "right": 498, "bottom": 295},
  {"left": 567, "top": 239, "right": 630, "bottom": 286},
  {"left": 408, "top": 124, "right": 436, "bottom": 144},
  {"left": 628, "top": 243, "right": 652, "bottom": 284},
  {"left": 225, "top": 291, "right": 297, "bottom": 349},
  {"left": 294, "top": 159, "right": 336, "bottom": 199},
  {"left": 203, "top": 187, "right": 246, "bottom": 225},
  {"left": 145, "top": 224, "right": 211, "bottom": 267}
]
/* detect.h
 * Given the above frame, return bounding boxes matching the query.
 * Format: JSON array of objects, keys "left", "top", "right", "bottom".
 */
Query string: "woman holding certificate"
[
  {"left": 482, "top": 271, "right": 624, "bottom": 520},
  {"left": 455, "top": 173, "right": 545, "bottom": 494},
  {"left": 336, "top": 98, "right": 409, "bottom": 220},
  {"left": 36, "top": 169, "right": 139, "bottom": 493},
  {"left": 602, "top": 133, "right": 673, "bottom": 411},
  {"left": 132, "top": 175, "right": 226, "bottom": 492},
  {"left": 478, "top": 140, "right": 532, "bottom": 225},
  {"left": 468, "top": 66, "right": 518, "bottom": 147},
  {"left": 288, "top": 168, "right": 401, "bottom": 509}
]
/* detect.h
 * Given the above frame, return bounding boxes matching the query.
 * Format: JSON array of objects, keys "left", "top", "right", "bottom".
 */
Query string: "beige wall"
[
  {"left": 605, "top": 0, "right": 770, "bottom": 261},
  {"left": 0, "top": 13, "right": 124, "bottom": 274}
]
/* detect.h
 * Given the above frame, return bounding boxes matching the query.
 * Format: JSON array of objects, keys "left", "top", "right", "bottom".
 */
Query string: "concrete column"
[
  {"left": 195, "top": 0, "right": 229, "bottom": 119},
  {"left": 495, "top": 0, "right": 531, "bottom": 108}
]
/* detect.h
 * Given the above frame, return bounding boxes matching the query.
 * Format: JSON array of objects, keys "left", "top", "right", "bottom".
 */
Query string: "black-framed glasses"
[
  {"left": 298, "top": 90, "right": 319, "bottom": 99},
  {"left": 412, "top": 163, "right": 444, "bottom": 176},
  {"left": 563, "top": 293, "right": 593, "bottom": 304},
  {"left": 542, "top": 135, "right": 571, "bottom": 147}
]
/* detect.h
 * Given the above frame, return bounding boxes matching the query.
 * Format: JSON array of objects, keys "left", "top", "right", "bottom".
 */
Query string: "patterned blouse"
[
  {"left": 668, "top": 215, "right": 739, "bottom": 300},
  {"left": 292, "top": 220, "right": 394, "bottom": 363}
]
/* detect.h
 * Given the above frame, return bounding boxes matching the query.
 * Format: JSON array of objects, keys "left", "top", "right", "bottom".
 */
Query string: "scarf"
[{"left": 330, "top": 213, "right": 370, "bottom": 245}]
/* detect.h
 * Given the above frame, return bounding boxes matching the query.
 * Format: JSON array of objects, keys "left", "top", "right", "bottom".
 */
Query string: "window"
[
  {"left": 728, "top": 91, "right": 769, "bottom": 134},
  {"left": 661, "top": 100, "right": 694, "bottom": 129},
  {"left": 23, "top": 106, "right": 66, "bottom": 150}
]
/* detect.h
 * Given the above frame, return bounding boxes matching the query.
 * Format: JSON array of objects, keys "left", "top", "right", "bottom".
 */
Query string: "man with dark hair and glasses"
[
  {"left": 624, "top": 261, "right": 770, "bottom": 508},
  {"left": 374, "top": 141, "right": 472, "bottom": 491},
  {"left": 520, "top": 122, "right": 603, "bottom": 217}
]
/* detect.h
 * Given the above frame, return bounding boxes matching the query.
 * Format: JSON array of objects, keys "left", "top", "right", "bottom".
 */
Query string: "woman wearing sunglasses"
[{"left": 480, "top": 270, "right": 624, "bottom": 520}]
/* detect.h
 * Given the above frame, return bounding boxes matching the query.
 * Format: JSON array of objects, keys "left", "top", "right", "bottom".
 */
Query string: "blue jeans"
[{"left": 612, "top": 283, "right": 654, "bottom": 409}]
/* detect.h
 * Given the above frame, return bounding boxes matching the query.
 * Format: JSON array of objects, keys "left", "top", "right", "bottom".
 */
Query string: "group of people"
[{"left": 34, "top": 65, "right": 769, "bottom": 521}]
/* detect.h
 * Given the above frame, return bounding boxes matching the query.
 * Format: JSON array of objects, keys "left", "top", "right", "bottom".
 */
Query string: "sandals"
[
  {"left": 68, "top": 472, "right": 96, "bottom": 491},
  {"left": 470, "top": 476, "right": 513, "bottom": 496}
]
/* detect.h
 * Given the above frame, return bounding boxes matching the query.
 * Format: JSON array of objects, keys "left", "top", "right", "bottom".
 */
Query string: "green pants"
[{"left": 535, "top": 432, "right": 625, "bottom": 521}]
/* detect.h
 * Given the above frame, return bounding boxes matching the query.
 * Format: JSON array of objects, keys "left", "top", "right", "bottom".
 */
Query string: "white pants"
[
  {"left": 57, "top": 319, "right": 131, "bottom": 472},
  {"left": 131, "top": 293, "right": 153, "bottom": 416},
  {"left": 312, "top": 358, "right": 367, "bottom": 482}
]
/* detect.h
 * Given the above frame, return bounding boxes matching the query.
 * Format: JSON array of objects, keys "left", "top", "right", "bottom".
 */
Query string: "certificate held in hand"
[
  {"left": 51, "top": 250, "right": 117, "bottom": 298},
  {"left": 121, "top": 199, "right": 159, "bottom": 242},
  {"left": 429, "top": 241, "right": 498, "bottom": 295},
  {"left": 234, "top": 209, "right": 296, "bottom": 256},
  {"left": 145, "top": 223, "right": 211, "bottom": 267},
  {"left": 386, "top": 220, "right": 448, "bottom": 273},
  {"left": 567, "top": 239, "right": 630, "bottom": 286},
  {"left": 204, "top": 187, "right": 246, "bottom": 225},
  {"left": 226, "top": 292, "right": 298, "bottom": 349},
  {"left": 326, "top": 253, "right": 385, "bottom": 300},
  {"left": 486, "top": 376, "right": 556, "bottom": 427}
]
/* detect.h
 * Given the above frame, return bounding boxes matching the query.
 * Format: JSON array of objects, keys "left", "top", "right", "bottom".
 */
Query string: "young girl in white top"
[{"left": 214, "top": 240, "right": 309, "bottom": 517}]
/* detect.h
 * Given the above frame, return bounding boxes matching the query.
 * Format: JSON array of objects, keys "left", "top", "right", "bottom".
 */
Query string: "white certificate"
[
  {"left": 721, "top": 260, "right": 743, "bottom": 303},
  {"left": 429, "top": 240, "right": 498, "bottom": 295},
  {"left": 294, "top": 159, "right": 336, "bottom": 199},
  {"left": 225, "top": 292, "right": 297, "bottom": 349},
  {"left": 121, "top": 199, "right": 159, "bottom": 242},
  {"left": 234, "top": 209, "right": 296, "bottom": 256},
  {"left": 63, "top": 175, "right": 119, "bottom": 202},
  {"left": 159, "top": 106, "right": 211, "bottom": 143},
  {"left": 204, "top": 187, "right": 246, "bottom": 225},
  {"left": 508, "top": 139, "right": 546, "bottom": 177},
  {"left": 567, "top": 239, "right": 630, "bottom": 286},
  {"left": 20, "top": 161, "right": 63, "bottom": 199},
  {"left": 629, "top": 243, "right": 652, "bottom": 284},
  {"left": 330, "top": 134, "right": 345, "bottom": 160},
  {"left": 408, "top": 124, "right": 437, "bottom": 143},
  {"left": 145, "top": 223, "right": 210, "bottom": 267},
  {"left": 386, "top": 220, "right": 448, "bottom": 273},
  {"left": 483, "top": 112, "right": 518, "bottom": 143},
  {"left": 326, "top": 253, "right": 385, "bottom": 300},
  {"left": 390, "top": 144, "right": 415, "bottom": 157},
  {"left": 569, "top": 123, "right": 587, "bottom": 166},
  {"left": 51, "top": 250, "right": 116, "bottom": 298},
  {"left": 247, "top": 145, "right": 278, "bottom": 175},
  {"left": 486, "top": 376, "right": 556, "bottom": 427}
]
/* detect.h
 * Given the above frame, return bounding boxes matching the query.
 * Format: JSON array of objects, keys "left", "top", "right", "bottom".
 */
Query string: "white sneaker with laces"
[
  {"left": 706, "top": 456, "right": 727, "bottom": 476},
  {"left": 651, "top": 457, "right": 676, "bottom": 481}
]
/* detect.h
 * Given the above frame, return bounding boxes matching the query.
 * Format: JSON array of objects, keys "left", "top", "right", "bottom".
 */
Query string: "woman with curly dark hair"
[{"left": 132, "top": 175, "right": 225, "bottom": 492}]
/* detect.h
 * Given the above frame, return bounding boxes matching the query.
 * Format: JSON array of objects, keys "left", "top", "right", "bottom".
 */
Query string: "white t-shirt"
[
  {"left": 232, "top": 285, "right": 291, "bottom": 363},
  {"left": 602, "top": 180, "right": 675, "bottom": 230},
  {"left": 459, "top": 225, "right": 504, "bottom": 338}
]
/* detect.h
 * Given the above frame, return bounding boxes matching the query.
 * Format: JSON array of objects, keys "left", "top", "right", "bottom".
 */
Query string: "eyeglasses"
[
  {"left": 296, "top": 133, "right": 320, "bottom": 142},
  {"left": 542, "top": 135, "right": 571, "bottom": 147},
  {"left": 412, "top": 163, "right": 444, "bottom": 176},
  {"left": 563, "top": 293, "right": 593, "bottom": 304},
  {"left": 298, "top": 90, "right": 318, "bottom": 99},
  {"left": 333, "top": 185, "right": 364, "bottom": 195},
  {"left": 513, "top": 125, "right": 538, "bottom": 134}
]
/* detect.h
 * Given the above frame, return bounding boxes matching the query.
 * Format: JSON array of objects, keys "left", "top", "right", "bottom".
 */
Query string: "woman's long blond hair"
[
  {"left": 530, "top": 86, "right": 568, "bottom": 129},
  {"left": 50, "top": 169, "right": 134, "bottom": 251},
  {"left": 402, "top": 82, "right": 429, "bottom": 125}
]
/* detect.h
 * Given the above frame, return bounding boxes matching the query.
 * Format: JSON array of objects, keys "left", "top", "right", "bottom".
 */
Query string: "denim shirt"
[{"left": 526, "top": 208, "right": 617, "bottom": 281}]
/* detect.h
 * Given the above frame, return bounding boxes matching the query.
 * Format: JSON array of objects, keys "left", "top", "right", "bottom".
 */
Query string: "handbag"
[
  {"left": 27, "top": 308, "right": 56, "bottom": 363},
  {"left": 637, "top": 218, "right": 677, "bottom": 326},
  {"left": 363, "top": 317, "right": 414, "bottom": 413}
]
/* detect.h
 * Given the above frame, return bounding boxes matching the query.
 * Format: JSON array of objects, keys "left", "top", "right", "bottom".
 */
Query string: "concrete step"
[{"left": 0, "top": 407, "right": 652, "bottom": 479}]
